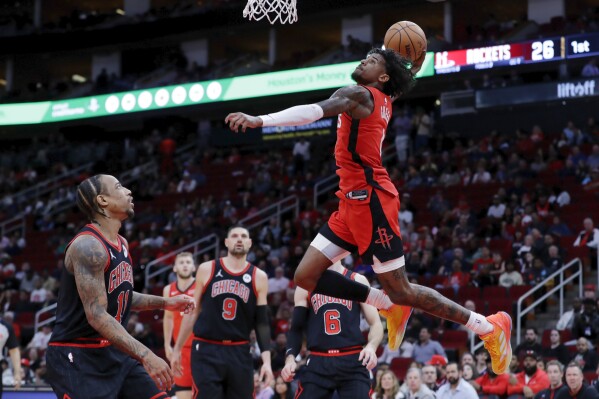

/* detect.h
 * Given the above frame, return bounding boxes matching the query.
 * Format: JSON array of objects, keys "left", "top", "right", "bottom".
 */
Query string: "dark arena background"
[{"left": 1, "top": 0, "right": 599, "bottom": 398}]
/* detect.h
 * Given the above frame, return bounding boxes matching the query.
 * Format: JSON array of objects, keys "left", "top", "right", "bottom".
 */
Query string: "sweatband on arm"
[
  {"left": 255, "top": 305, "right": 271, "bottom": 353},
  {"left": 259, "top": 104, "right": 324, "bottom": 127},
  {"left": 286, "top": 306, "right": 309, "bottom": 358}
]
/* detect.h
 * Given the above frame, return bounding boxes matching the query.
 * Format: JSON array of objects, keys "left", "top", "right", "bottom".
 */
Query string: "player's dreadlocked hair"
[
  {"left": 76, "top": 175, "right": 107, "bottom": 223},
  {"left": 368, "top": 48, "right": 416, "bottom": 98}
]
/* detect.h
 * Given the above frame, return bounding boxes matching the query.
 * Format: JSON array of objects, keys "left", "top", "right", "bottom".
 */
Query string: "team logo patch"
[
  {"left": 243, "top": 273, "right": 252, "bottom": 283},
  {"left": 375, "top": 226, "right": 394, "bottom": 250}
]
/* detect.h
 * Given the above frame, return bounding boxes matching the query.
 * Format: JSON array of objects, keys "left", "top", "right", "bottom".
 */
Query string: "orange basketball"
[{"left": 383, "top": 21, "right": 427, "bottom": 64}]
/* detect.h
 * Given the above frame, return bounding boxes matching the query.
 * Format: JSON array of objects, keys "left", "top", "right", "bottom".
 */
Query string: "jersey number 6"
[{"left": 324, "top": 309, "right": 341, "bottom": 335}]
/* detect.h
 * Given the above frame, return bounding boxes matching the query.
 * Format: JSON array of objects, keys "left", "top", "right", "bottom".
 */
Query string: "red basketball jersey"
[
  {"left": 167, "top": 280, "right": 196, "bottom": 348},
  {"left": 334, "top": 85, "right": 398, "bottom": 197}
]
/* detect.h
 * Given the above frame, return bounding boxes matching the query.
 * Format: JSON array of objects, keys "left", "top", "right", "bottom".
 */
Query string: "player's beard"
[
  {"left": 447, "top": 376, "right": 458, "bottom": 385},
  {"left": 177, "top": 271, "right": 193, "bottom": 279},
  {"left": 126, "top": 208, "right": 135, "bottom": 218},
  {"left": 350, "top": 69, "right": 364, "bottom": 84},
  {"left": 229, "top": 246, "right": 249, "bottom": 257}
]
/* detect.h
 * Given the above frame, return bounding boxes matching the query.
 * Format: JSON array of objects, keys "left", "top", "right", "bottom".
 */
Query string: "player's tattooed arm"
[
  {"left": 317, "top": 85, "right": 374, "bottom": 119},
  {"left": 131, "top": 292, "right": 167, "bottom": 311},
  {"left": 68, "top": 235, "right": 151, "bottom": 362}
]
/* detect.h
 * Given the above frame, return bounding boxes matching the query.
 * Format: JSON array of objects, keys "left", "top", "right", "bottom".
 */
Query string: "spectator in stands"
[
  {"left": 472, "top": 160, "right": 492, "bottom": 184},
  {"left": 292, "top": 138, "right": 310, "bottom": 175},
  {"left": 506, "top": 350, "right": 550, "bottom": 398},
  {"left": 475, "top": 348, "right": 490, "bottom": 375},
  {"left": 571, "top": 337, "right": 599, "bottom": 372},
  {"left": 267, "top": 266, "right": 290, "bottom": 295},
  {"left": 399, "top": 201, "right": 413, "bottom": 234},
  {"left": 16, "top": 262, "right": 39, "bottom": 293},
  {"left": 574, "top": 218, "right": 599, "bottom": 268},
  {"left": 371, "top": 370, "right": 402, "bottom": 399},
  {"left": 471, "top": 355, "right": 509, "bottom": 398},
  {"left": 587, "top": 146, "right": 599, "bottom": 171},
  {"left": 401, "top": 367, "right": 436, "bottom": 399},
  {"left": 176, "top": 170, "right": 197, "bottom": 193},
  {"left": 422, "top": 364, "right": 440, "bottom": 392},
  {"left": 438, "top": 259, "right": 470, "bottom": 294},
  {"left": 557, "top": 362, "right": 599, "bottom": 399},
  {"left": 254, "top": 370, "right": 274, "bottom": 399},
  {"left": 547, "top": 216, "right": 573, "bottom": 238},
  {"left": 543, "top": 330, "right": 571, "bottom": 369},
  {"left": 499, "top": 261, "right": 524, "bottom": 288},
  {"left": 412, "top": 327, "right": 447, "bottom": 364},
  {"left": 557, "top": 297, "right": 583, "bottom": 331},
  {"left": 462, "top": 363, "right": 478, "bottom": 384},
  {"left": 378, "top": 337, "right": 414, "bottom": 365},
  {"left": 271, "top": 332, "right": 288, "bottom": 372},
  {"left": 536, "top": 360, "right": 567, "bottom": 399},
  {"left": 26, "top": 324, "right": 52, "bottom": 351},
  {"left": 572, "top": 298, "right": 599, "bottom": 342},
  {"left": 29, "top": 278, "right": 48, "bottom": 304},
  {"left": 549, "top": 186, "right": 571, "bottom": 209},
  {"left": 392, "top": 108, "right": 412, "bottom": 164},
  {"left": 436, "top": 362, "right": 478, "bottom": 399},
  {"left": 581, "top": 59, "right": 599, "bottom": 77},
  {"left": 461, "top": 352, "right": 475, "bottom": 368},
  {"left": 515, "top": 328, "right": 543, "bottom": 360},
  {"left": 413, "top": 107, "right": 432, "bottom": 153}
]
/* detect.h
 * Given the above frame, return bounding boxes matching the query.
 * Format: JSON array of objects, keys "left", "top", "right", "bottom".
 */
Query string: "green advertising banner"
[{"left": 0, "top": 53, "right": 434, "bottom": 126}]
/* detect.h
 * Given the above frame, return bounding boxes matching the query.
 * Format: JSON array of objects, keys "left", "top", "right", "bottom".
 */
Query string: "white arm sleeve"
[{"left": 259, "top": 104, "right": 324, "bottom": 127}]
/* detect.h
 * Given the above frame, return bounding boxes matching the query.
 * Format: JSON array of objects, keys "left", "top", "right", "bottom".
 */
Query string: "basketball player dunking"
[
  {"left": 281, "top": 261, "right": 383, "bottom": 398},
  {"left": 163, "top": 252, "right": 197, "bottom": 399},
  {"left": 46, "top": 175, "right": 195, "bottom": 399},
  {"left": 226, "top": 48, "right": 512, "bottom": 375},
  {"left": 171, "top": 225, "right": 274, "bottom": 399}
]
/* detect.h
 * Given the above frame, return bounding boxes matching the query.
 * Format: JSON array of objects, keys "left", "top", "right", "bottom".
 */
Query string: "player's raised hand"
[
  {"left": 280, "top": 356, "right": 297, "bottom": 382},
  {"left": 359, "top": 343, "right": 378, "bottom": 370},
  {"left": 225, "top": 112, "right": 263, "bottom": 133},
  {"left": 165, "top": 295, "right": 195, "bottom": 314},
  {"left": 259, "top": 362, "right": 274, "bottom": 387},
  {"left": 142, "top": 352, "right": 174, "bottom": 392}
]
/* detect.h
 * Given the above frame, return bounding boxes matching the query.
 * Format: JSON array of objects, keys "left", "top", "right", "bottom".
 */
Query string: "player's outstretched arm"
[
  {"left": 130, "top": 291, "right": 195, "bottom": 313},
  {"left": 356, "top": 274, "right": 383, "bottom": 370},
  {"left": 255, "top": 268, "right": 274, "bottom": 387},
  {"left": 171, "top": 261, "right": 210, "bottom": 375},
  {"left": 224, "top": 85, "right": 373, "bottom": 132},
  {"left": 68, "top": 235, "right": 174, "bottom": 391},
  {"left": 281, "top": 286, "right": 309, "bottom": 382}
]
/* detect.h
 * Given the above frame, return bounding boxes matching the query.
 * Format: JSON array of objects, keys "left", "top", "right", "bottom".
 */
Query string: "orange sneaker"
[
  {"left": 379, "top": 305, "right": 413, "bottom": 351},
  {"left": 480, "top": 311, "right": 512, "bottom": 375}
]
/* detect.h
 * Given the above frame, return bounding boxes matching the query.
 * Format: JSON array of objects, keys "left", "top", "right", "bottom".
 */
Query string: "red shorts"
[
  {"left": 322, "top": 188, "right": 403, "bottom": 264},
  {"left": 175, "top": 346, "right": 192, "bottom": 390}
]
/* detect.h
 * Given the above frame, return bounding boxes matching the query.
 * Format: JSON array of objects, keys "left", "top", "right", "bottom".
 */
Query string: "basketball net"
[{"left": 243, "top": 0, "right": 298, "bottom": 24}]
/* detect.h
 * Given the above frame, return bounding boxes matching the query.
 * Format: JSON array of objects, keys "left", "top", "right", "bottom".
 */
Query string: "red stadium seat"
[
  {"left": 457, "top": 286, "right": 481, "bottom": 301},
  {"left": 482, "top": 286, "right": 508, "bottom": 299},
  {"left": 390, "top": 358, "right": 413, "bottom": 381}
]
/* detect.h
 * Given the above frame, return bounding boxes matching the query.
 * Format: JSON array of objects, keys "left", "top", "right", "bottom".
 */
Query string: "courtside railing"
[
  {"left": 469, "top": 257, "right": 584, "bottom": 353},
  {"left": 35, "top": 303, "right": 57, "bottom": 332},
  {"left": 144, "top": 233, "right": 220, "bottom": 288},
  {"left": 239, "top": 195, "right": 299, "bottom": 231},
  {"left": 515, "top": 257, "right": 583, "bottom": 345},
  {"left": 143, "top": 195, "right": 300, "bottom": 287}
]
